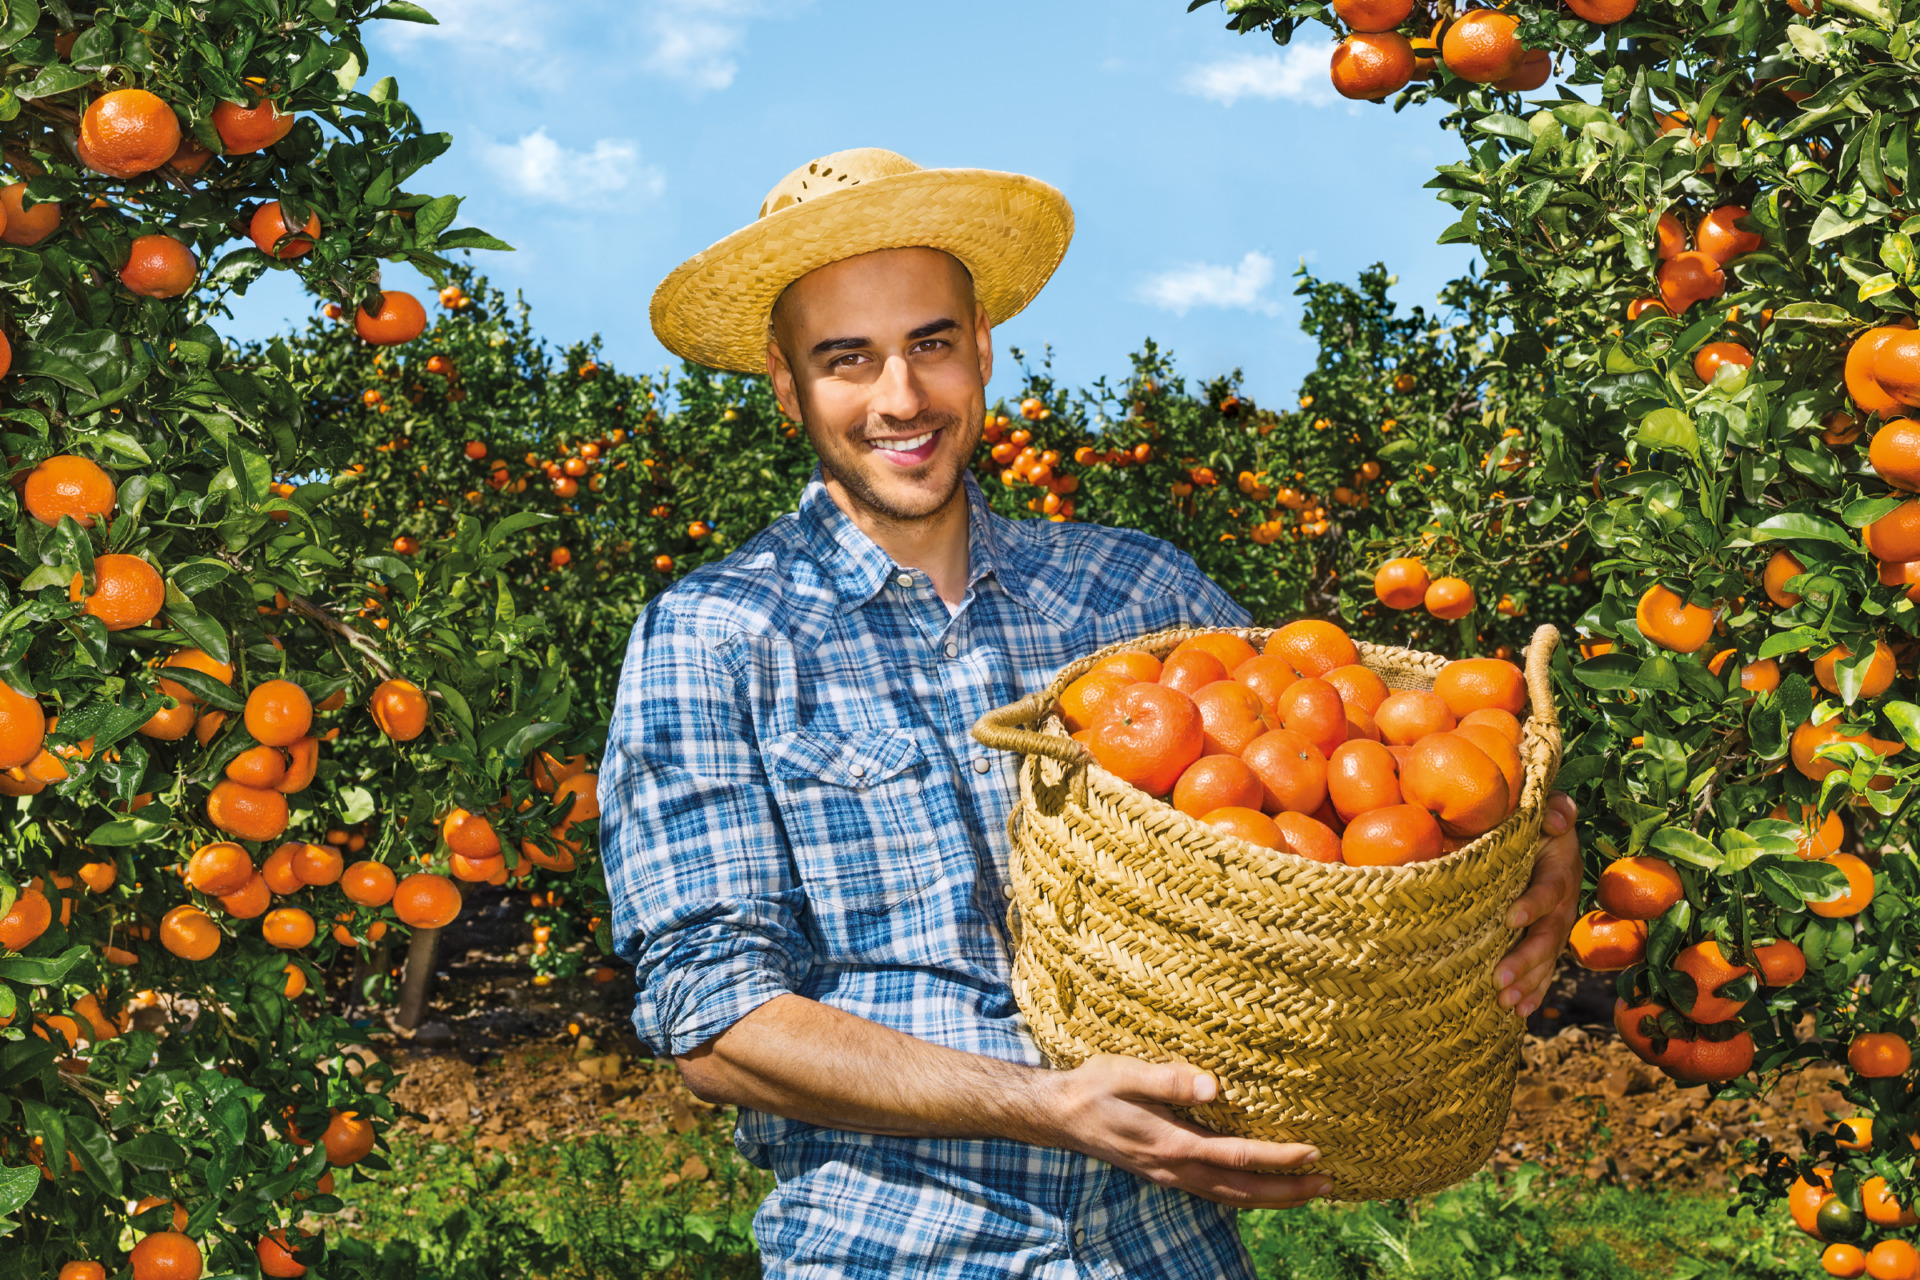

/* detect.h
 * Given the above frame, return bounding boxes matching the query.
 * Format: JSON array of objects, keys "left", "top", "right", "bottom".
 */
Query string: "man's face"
[{"left": 768, "top": 247, "right": 991, "bottom": 526}]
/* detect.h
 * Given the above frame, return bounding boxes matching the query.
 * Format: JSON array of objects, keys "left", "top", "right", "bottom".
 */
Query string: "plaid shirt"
[{"left": 603, "top": 469, "right": 1255, "bottom": 1278}]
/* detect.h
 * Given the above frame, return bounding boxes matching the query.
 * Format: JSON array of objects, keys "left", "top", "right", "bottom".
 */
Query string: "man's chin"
[{"left": 827, "top": 451, "right": 970, "bottom": 524}]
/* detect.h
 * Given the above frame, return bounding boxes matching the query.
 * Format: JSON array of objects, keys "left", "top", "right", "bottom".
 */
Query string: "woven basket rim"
[{"left": 993, "top": 624, "right": 1562, "bottom": 884}]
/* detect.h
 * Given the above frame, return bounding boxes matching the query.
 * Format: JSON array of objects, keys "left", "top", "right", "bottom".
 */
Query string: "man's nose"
[{"left": 867, "top": 352, "right": 930, "bottom": 425}]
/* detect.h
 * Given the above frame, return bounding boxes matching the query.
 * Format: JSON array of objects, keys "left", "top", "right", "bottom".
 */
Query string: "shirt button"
[
  {"left": 944, "top": 641, "right": 960, "bottom": 658},
  {"left": 895, "top": 572, "right": 914, "bottom": 587},
  {"left": 1072, "top": 1228, "right": 1086, "bottom": 1247},
  {"left": 972, "top": 757, "right": 990, "bottom": 774},
  {"left": 849, "top": 763, "right": 867, "bottom": 778}
]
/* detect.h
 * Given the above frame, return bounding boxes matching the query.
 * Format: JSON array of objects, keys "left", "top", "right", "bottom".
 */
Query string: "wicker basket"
[{"left": 970, "top": 624, "right": 1563, "bottom": 1201}]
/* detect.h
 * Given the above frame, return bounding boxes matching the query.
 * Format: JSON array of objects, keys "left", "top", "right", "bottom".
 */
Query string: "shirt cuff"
[{"left": 636, "top": 951, "right": 804, "bottom": 1057}]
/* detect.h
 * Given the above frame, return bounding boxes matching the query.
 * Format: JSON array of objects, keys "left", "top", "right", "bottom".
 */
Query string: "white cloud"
[
  {"left": 1182, "top": 44, "right": 1338, "bottom": 107},
  {"left": 644, "top": 0, "right": 761, "bottom": 92},
  {"left": 481, "top": 128, "right": 665, "bottom": 204},
  {"left": 1138, "top": 251, "right": 1282, "bottom": 317},
  {"left": 375, "top": 0, "right": 545, "bottom": 51}
]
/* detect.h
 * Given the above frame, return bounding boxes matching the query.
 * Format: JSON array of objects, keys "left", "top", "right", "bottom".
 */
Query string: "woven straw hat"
[{"left": 650, "top": 148, "right": 1075, "bottom": 374}]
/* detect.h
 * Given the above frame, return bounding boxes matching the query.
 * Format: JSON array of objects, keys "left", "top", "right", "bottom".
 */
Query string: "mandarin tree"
[
  {"left": 1202, "top": 0, "right": 1920, "bottom": 1258},
  {"left": 0, "top": 3, "right": 629, "bottom": 1276}
]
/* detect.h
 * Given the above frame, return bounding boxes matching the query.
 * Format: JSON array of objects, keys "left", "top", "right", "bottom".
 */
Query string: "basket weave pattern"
[{"left": 972, "top": 625, "right": 1563, "bottom": 1201}]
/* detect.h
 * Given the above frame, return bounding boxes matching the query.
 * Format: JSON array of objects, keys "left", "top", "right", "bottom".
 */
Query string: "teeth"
[{"left": 873, "top": 431, "right": 935, "bottom": 453}]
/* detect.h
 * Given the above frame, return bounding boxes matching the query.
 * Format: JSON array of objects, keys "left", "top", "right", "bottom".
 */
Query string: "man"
[{"left": 604, "top": 148, "right": 1580, "bottom": 1277}]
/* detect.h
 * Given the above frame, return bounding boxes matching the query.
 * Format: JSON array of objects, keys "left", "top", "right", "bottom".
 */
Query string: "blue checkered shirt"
[{"left": 603, "top": 469, "right": 1256, "bottom": 1278}]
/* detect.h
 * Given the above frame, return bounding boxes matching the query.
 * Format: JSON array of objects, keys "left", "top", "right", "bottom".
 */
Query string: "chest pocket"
[{"left": 763, "top": 729, "right": 944, "bottom": 926}]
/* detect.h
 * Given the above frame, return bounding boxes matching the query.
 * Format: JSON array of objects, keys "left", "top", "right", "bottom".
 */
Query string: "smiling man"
[{"left": 602, "top": 148, "right": 1581, "bottom": 1278}]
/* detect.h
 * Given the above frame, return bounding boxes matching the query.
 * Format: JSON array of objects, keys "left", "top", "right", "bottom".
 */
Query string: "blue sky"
[{"left": 220, "top": 0, "right": 1482, "bottom": 405}]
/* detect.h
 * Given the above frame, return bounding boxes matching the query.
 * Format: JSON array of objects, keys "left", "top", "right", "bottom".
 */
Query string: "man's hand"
[
  {"left": 1495, "top": 791, "right": 1581, "bottom": 1018},
  {"left": 1043, "top": 1054, "right": 1329, "bottom": 1210}
]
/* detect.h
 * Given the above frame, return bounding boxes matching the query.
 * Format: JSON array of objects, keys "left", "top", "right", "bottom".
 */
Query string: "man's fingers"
[
  {"left": 1506, "top": 829, "right": 1581, "bottom": 929},
  {"left": 1178, "top": 1170, "right": 1332, "bottom": 1208},
  {"left": 1171, "top": 1132, "right": 1322, "bottom": 1172}
]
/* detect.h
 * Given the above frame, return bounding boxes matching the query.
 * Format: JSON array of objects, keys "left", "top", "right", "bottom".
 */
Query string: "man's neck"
[{"left": 823, "top": 475, "right": 971, "bottom": 605}]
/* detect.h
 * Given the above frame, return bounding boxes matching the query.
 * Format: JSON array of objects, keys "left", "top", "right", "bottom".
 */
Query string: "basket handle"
[
  {"left": 1523, "top": 623, "right": 1561, "bottom": 736},
  {"left": 971, "top": 690, "right": 1091, "bottom": 766}
]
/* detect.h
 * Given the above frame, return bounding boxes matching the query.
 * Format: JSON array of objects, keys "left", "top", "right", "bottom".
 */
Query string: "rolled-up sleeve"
[
  {"left": 1177, "top": 555, "right": 1254, "bottom": 628},
  {"left": 601, "top": 600, "right": 812, "bottom": 1057}
]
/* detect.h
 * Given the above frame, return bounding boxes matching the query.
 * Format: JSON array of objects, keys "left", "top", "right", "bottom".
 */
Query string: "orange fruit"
[
  {"left": 393, "top": 873, "right": 462, "bottom": 929},
  {"left": 226, "top": 744, "right": 288, "bottom": 789},
  {"left": 1868, "top": 500, "right": 1920, "bottom": 561},
  {"left": 1271, "top": 811, "right": 1343, "bottom": 863},
  {"left": 1493, "top": 46, "right": 1549, "bottom": 90},
  {"left": 1266, "top": 620, "right": 1357, "bottom": 678},
  {"left": 0, "top": 681, "right": 45, "bottom": 770},
  {"left": 1322, "top": 664, "right": 1388, "bottom": 716},
  {"left": 120, "top": 233, "right": 198, "bottom": 298},
  {"left": 1870, "top": 418, "right": 1920, "bottom": 489},
  {"left": 1669, "top": 1030, "right": 1754, "bottom": 1085},
  {"left": 290, "top": 842, "right": 343, "bottom": 886},
  {"left": 261, "top": 843, "right": 304, "bottom": 895},
  {"left": 1672, "top": 939, "right": 1749, "bottom": 1023},
  {"left": 76, "top": 861, "right": 114, "bottom": 893},
  {"left": 1199, "top": 805, "right": 1283, "bottom": 850},
  {"left": 1864, "top": 1181, "right": 1920, "bottom": 1229},
  {"left": 1825, "top": 410, "right": 1864, "bottom": 446},
  {"left": 1595, "top": 856, "right": 1684, "bottom": 919},
  {"left": 1059, "top": 669, "right": 1136, "bottom": 733},
  {"left": 262, "top": 906, "right": 315, "bottom": 949},
  {"left": 1089, "top": 685, "right": 1207, "bottom": 799},
  {"left": 1175, "top": 755, "right": 1269, "bottom": 823},
  {"left": 276, "top": 736, "right": 319, "bottom": 794},
  {"left": 450, "top": 849, "right": 506, "bottom": 882},
  {"left": 205, "top": 779, "right": 288, "bottom": 843},
  {"left": 1374, "top": 557, "right": 1430, "bottom": 609},
  {"left": 284, "top": 962, "right": 308, "bottom": 998},
  {"left": 1188, "top": 680, "right": 1271, "bottom": 757},
  {"left": 78, "top": 88, "right": 181, "bottom": 177},
  {"left": 1810, "top": 852, "right": 1876, "bottom": 918},
  {"left": 0, "top": 182, "right": 59, "bottom": 245},
  {"left": 1424, "top": 576, "right": 1475, "bottom": 619},
  {"left": 1739, "top": 658, "right": 1781, "bottom": 693},
  {"left": 1836, "top": 1116, "right": 1875, "bottom": 1152},
  {"left": 1753, "top": 938, "right": 1805, "bottom": 987},
  {"left": 1459, "top": 707, "right": 1521, "bottom": 744},
  {"left": 245, "top": 679, "right": 312, "bottom": 746},
  {"left": 341, "top": 860, "right": 398, "bottom": 906},
  {"left": 441, "top": 808, "right": 502, "bottom": 859},
  {"left": 1401, "top": 732, "right": 1509, "bottom": 838},
  {"left": 356, "top": 291, "right": 428, "bottom": 345},
  {"left": 1326, "top": 739, "right": 1402, "bottom": 822},
  {"left": 256, "top": 1228, "right": 307, "bottom": 1278},
  {"left": 1332, "top": 0, "right": 1414, "bottom": 31},
  {"left": 1849, "top": 326, "right": 1911, "bottom": 416},
  {"left": 217, "top": 874, "right": 270, "bottom": 920},
  {"left": 1341, "top": 803, "right": 1444, "bottom": 865},
  {"left": 1867, "top": 1239, "right": 1920, "bottom": 1278},
  {"left": 249, "top": 200, "right": 319, "bottom": 259},
  {"left": 1441, "top": 9, "right": 1526, "bottom": 83},
  {"left": 1330, "top": 31, "right": 1416, "bottom": 99},
  {"left": 185, "top": 841, "right": 254, "bottom": 896},
  {"left": 1849, "top": 1031, "right": 1912, "bottom": 1078},
  {"left": 1569, "top": 909, "right": 1647, "bottom": 970},
  {"left": 1813, "top": 640, "right": 1895, "bottom": 698},
  {"left": 1792, "top": 716, "right": 1902, "bottom": 781},
  {"left": 1433, "top": 658, "right": 1526, "bottom": 718},
  {"left": 1790, "top": 1167, "right": 1836, "bottom": 1237},
  {"left": 0, "top": 887, "right": 52, "bottom": 950},
  {"left": 59, "top": 1263, "right": 108, "bottom": 1280},
  {"left": 70, "top": 554, "right": 164, "bottom": 630},
  {"left": 1374, "top": 690, "right": 1456, "bottom": 745},
  {"left": 1693, "top": 341, "right": 1752, "bottom": 383},
  {"left": 22, "top": 455, "right": 115, "bottom": 528},
  {"left": 369, "top": 678, "right": 429, "bottom": 740},
  {"left": 160, "top": 647, "right": 235, "bottom": 701},
  {"left": 1655, "top": 209, "right": 1686, "bottom": 260},
  {"left": 1566, "top": 0, "right": 1638, "bottom": 18},
  {"left": 144, "top": 698, "right": 203, "bottom": 742},
  {"left": 1158, "top": 648, "right": 1228, "bottom": 696},
  {"left": 129, "top": 1231, "right": 202, "bottom": 1280},
  {"left": 1874, "top": 328, "right": 1920, "bottom": 406},
  {"left": 1764, "top": 549, "right": 1806, "bottom": 608},
  {"left": 159, "top": 904, "right": 220, "bottom": 961},
  {"left": 1232, "top": 654, "right": 1302, "bottom": 719},
  {"left": 167, "top": 136, "right": 215, "bottom": 175},
  {"left": 1093, "top": 651, "right": 1162, "bottom": 683},
  {"left": 212, "top": 87, "right": 295, "bottom": 153},
  {"left": 1275, "top": 677, "right": 1348, "bottom": 758},
  {"left": 1454, "top": 722, "right": 1522, "bottom": 812},
  {"left": 1695, "top": 205, "right": 1762, "bottom": 263},
  {"left": 551, "top": 773, "right": 600, "bottom": 852},
  {"left": 1636, "top": 583, "right": 1714, "bottom": 653},
  {"left": 530, "top": 750, "right": 590, "bottom": 793},
  {"left": 1170, "top": 632, "right": 1260, "bottom": 673},
  {"left": 322, "top": 1108, "right": 376, "bottom": 1165},
  {"left": 1241, "top": 729, "right": 1330, "bottom": 815},
  {"left": 1657, "top": 251, "right": 1726, "bottom": 314}
]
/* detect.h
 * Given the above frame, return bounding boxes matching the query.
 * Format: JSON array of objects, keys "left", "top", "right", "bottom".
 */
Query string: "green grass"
[{"left": 336, "top": 1121, "right": 1821, "bottom": 1279}]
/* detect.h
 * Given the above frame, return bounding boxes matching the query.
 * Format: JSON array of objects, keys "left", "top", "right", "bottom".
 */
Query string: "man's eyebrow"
[{"left": 809, "top": 318, "right": 960, "bottom": 359}]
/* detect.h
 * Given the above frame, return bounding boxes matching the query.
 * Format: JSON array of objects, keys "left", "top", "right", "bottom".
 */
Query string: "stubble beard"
[{"left": 812, "top": 408, "right": 977, "bottom": 529}]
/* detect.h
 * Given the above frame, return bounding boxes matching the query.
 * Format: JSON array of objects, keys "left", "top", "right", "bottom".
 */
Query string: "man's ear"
[
  {"left": 768, "top": 337, "right": 802, "bottom": 424},
  {"left": 975, "top": 302, "right": 994, "bottom": 389}
]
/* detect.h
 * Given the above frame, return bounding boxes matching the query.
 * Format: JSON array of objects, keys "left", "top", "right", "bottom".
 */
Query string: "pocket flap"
[{"left": 764, "top": 730, "right": 922, "bottom": 788}]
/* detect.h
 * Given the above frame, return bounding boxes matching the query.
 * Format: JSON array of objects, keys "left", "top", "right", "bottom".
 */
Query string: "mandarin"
[
  {"left": 185, "top": 841, "right": 254, "bottom": 896},
  {"left": 159, "top": 905, "right": 220, "bottom": 961},
  {"left": 1199, "top": 805, "right": 1283, "bottom": 850},
  {"left": 370, "top": 678, "right": 430, "bottom": 740},
  {"left": 70, "top": 554, "right": 164, "bottom": 630},
  {"left": 1763, "top": 549, "right": 1806, "bottom": 608},
  {"left": 393, "top": 873, "right": 462, "bottom": 929},
  {"left": 1266, "top": 619, "right": 1357, "bottom": 678},
  {"left": 1870, "top": 418, "right": 1920, "bottom": 490},
  {"left": 1373, "top": 557, "right": 1430, "bottom": 609},
  {"left": 355, "top": 291, "right": 428, "bottom": 345},
  {"left": 1810, "top": 853, "right": 1875, "bottom": 918},
  {"left": 1753, "top": 938, "right": 1806, "bottom": 987},
  {"left": 22, "top": 455, "right": 115, "bottom": 528},
  {"left": 1375, "top": 690, "right": 1455, "bottom": 744},
  {"left": 1330, "top": 31, "right": 1416, "bottom": 99},
  {"left": 1341, "top": 804, "right": 1444, "bottom": 865},
  {"left": 262, "top": 906, "right": 315, "bottom": 949},
  {"left": 1159, "top": 648, "right": 1229, "bottom": 696},
  {"left": 1326, "top": 739, "right": 1402, "bottom": 822},
  {"left": 206, "top": 780, "right": 288, "bottom": 842},
  {"left": 1635, "top": 583, "right": 1713, "bottom": 653},
  {"left": 1569, "top": 909, "right": 1647, "bottom": 970},
  {"left": 1241, "top": 729, "right": 1329, "bottom": 815},
  {"left": 1595, "top": 855, "right": 1683, "bottom": 919},
  {"left": 129, "top": 1231, "right": 202, "bottom": 1280},
  {"left": 1089, "top": 683, "right": 1204, "bottom": 797},
  {"left": 1814, "top": 639, "right": 1896, "bottom": 698},
  {"left": 1401, "top": 732, "right": 1509, "bottom": 838},
  {"left": 1322, "top": 664, "right": 1387, "bottom": 715},
  {"left": 245, "top": 679, "right": 312, "bottom": 746},
  {"left": 1673, "top": 939, "right": 1749, "bottom": 1022},
  {"left": 1848, "top": 326, "right": 1911, "bottom": 416},
  {"left": 1849, "top": 1031, "right": 1912, "bottom": 1078},
  {"left": 1441, "top": 9, "right": 1526, "bottom": 83},
  {"left": 1275, "top": 677, "right": 1348, "bottom": 758},
  {"left": 1170, "top": 631, "right": 1259, "bottom": 673},
  {"left": 1060, "top": 669, "right": 1136, "bottom": 733},
  {"left": 1423, "top": 577, "right": 1475, "bottom": 619},
  {"left": 1232, "top": 654, "right": 1302, "bottom": 719},
  {"left": 1272, "top": 811, "right": 1343, "bottom": 863}
]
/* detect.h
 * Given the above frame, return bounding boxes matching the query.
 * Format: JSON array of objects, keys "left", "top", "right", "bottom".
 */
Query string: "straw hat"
[{"left": 650, "top": 148, "right": 1074, "bottom": 374}]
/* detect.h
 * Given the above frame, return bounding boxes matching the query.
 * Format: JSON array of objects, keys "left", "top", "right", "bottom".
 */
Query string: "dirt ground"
[{"left": 361, "top": 885, "right": 1849, "bottom": 1192}]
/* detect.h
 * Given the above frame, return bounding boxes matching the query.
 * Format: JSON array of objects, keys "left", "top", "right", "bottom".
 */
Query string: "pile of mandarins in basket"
[{"left": 1056, "top": 620, "right": 1529, "bottom": 866}]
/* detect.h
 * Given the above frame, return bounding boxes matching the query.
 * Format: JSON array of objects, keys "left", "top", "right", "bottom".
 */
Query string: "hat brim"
[{"left": 650, "top": 168, "right": 1074, "bottom": 375}]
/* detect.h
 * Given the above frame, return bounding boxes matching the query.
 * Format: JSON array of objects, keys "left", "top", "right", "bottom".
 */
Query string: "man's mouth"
[{"left": 867, "top": 428, "right": 941, "bottom": 465}]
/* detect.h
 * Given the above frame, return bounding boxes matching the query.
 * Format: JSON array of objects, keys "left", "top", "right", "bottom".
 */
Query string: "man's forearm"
[{"left": 674, "top": 992, "right": 1066, "bottom": 1146}]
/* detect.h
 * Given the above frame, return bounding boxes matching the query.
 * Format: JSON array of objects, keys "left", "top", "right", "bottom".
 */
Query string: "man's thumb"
[{"left": 1142, "top": 1060, "right": 1217, "bottom": 1106}]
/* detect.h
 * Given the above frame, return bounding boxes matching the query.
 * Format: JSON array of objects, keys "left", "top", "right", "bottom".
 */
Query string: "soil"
[{"left": 357, "top": 885, "right": 1849, "bottom": 1193}]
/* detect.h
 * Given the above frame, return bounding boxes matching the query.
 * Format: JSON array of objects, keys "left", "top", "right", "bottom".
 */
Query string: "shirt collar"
[{"left": 795, "top": 467, "right": 1035, "bottom": 614}]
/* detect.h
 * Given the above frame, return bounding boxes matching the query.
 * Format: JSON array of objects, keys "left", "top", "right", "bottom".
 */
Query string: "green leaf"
[
  {"left": 1636, "top": 407, "right": 1698, "bottom": 456},
  {"left": 414, "top": 194, "right": 460, "bottom": 242},
  {"left": 1571, "top": 653, "right": 1638, "bottom": 690},
  {"left": 116, "top": 1133, "right": 187, "bottom": 1171},
  {"left": 1758, "top": 629, "right": 1820, "bottom": 660},
  {"left": 1473, "top": 114, "right": 1534, "bottom": 143},
  {"left": 433, "top": 227, "right": 513, "bottom": 253},
  {"left": 169, "top": 605, "right": 230, "bottom": 666},
  {"left": 1881, "top": 229, "right": 1916, "bottom": 280},
  {"left": 1748, "top": 512, "right": 1859, "bottom": 546},
  {"left": 338, "top": 786, "right": 376, "bottom": 825},
  {"left": 484, "top": 511, "right": 555, "bottom": 546},
  {"left": 0, "top": 1165, "right": 35, "bottom": 1217},
  {"left": 1652, "top": 827, "right": 1723, "bottom": 869},
  {"left": 0, "top": 1, "right": 40, "bottom": 52},
  {"left": 1769, "top": 301, "right": 1857, "bottom": 325},
  {"left": 15, "top": 63, "right": 95, "bottom": 99},
  {"left": 0, "top": 945, "right": 87, "bottom": 985},
  {"left": 431, "top": 681, "right": 473, "bottom": 732},
  {"left": 1882, "top": 700, "right": 1920, "bottom": 751},
  {"left": 85, "top": 816, "right": 168, "bottom": 846},
  {"left": 163, "top": 668, "right": 243, "bottom": 712},
  {"left": 370, "top": 1, "right": 439, "bottom": 20}
]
